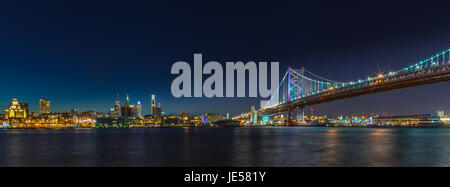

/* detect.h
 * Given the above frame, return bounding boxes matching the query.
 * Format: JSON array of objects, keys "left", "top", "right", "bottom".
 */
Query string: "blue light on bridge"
[{"left": 262, "top": 115, "right": 271, "bottom": 123}]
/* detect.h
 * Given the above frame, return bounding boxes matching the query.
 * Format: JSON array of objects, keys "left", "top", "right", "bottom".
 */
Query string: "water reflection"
[
  {"left": 367, "top": 129, "right": 394, "bottom": 166},
  {"left": 0, "top": 128, "right": 449, "bottom": 166},
  {"left": 322, "top": 129, "right": 342, "bottom": 166}
]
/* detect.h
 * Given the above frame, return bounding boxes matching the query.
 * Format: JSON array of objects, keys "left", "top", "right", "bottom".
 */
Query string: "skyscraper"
[
  {"left": 114, "top": 94, "right": 121, "bottom": 116},
  {"left": 151, "top": 94, "right": 156, "bottom": 115},
  {"left": 39, "top": 97, "right": 51, "bottom": 115},
  {"left": 121, "top": 94, "right": 134, "bottom": 118},
  {"left": 136, "top": 101, "right": 143, "bottom": 118},
  {"left": 126, "top": 93, "right": 131, "bottom": 105}
]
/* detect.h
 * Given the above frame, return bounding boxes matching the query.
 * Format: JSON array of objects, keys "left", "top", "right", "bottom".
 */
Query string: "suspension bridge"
[{"left": 237, "top": 47, "right": 450, "bottom": 125}]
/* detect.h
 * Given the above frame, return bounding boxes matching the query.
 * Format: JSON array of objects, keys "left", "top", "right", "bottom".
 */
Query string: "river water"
[{"left": 0, "top": 127, "right": 449, "bottom": 167}]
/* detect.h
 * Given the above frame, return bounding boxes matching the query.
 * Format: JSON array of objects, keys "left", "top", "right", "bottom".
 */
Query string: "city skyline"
[{"left": 1, "top": 1, "right": 450, "bottom": 115}]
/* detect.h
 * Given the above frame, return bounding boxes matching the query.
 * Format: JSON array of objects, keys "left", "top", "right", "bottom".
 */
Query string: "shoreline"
[{"left": 1, "top": 124, "right": 449, "bottom": 130}]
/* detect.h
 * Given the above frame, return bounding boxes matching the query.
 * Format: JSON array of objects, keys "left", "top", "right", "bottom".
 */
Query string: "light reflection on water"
[{"left": 0, "top": 127, "right": 450, "bottom": 167}]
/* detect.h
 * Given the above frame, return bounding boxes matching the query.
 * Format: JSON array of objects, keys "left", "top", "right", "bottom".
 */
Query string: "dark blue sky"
[{"left": 1, "top": 0, "right": 449, "bottom": 116}]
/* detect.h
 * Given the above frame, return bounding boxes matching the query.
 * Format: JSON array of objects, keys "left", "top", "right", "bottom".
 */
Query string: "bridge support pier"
[
  {"left": 287, "top": 106, "right": 305, "bottom": 126},
  {"left": 287, "top": 106, "right": 292, "bottom": 126},
  {"left": 301, "top": 107, "right": 305, "bottom": 122}
]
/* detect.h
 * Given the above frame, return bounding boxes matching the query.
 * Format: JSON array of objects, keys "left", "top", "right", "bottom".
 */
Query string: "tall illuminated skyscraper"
[
  {"left": 39, "top": 97, "right": 51, "bottom": 115},
  {"left": 136, "top": 101, "right": 143, "bottom": 118},
  {"left": 126, "top": 93, "right": 131, "bottom": 105},
  {"left": 115, "top": 94, "right": 121, "bottom": 115},
  {"left": 151, "top": 94, "right": 156, "bottom": 115}
]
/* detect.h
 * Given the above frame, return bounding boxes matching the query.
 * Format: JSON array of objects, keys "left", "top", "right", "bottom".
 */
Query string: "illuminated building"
[
  {"left": 115, "top": 94, "right": 121, "bottom": 115},
  {"left": 136, "top": 101, "right": 143, "bottom": 118},
  {"left": 110, "top": 95, "right": 121, "bottom": 117},
  {"left": 180, "top": 112, "right": 190, "bottom": 118},
  {"left": 206, "top": 113, "right": 223, "bottom": 123},
  {"left": 202, "top": 114, "right": 207, "bottom": 125},
  {"left": 126, "top": 93, "right": 131, "bottom": 105},
  {"left": 151, "top": 95, "right": 162, "bottom": 118},
  {"left": 373, "top": 114, "right": 441, "bottom": 126},
  {"left": 109, "top": 107, "right": 120, "bottom": 117},
  {"left": 151, "top": 94, "right": 156, "bottom": 115},
  {"left": 120, "top": 94, "right": 135, "bottom": 118},
  {"left": 437, "top": 110, "right": 445, "bottom": 118},
  {"left": 21, "top": 103, "right": 29, "bottom": 115},
  {"left": 250, "top": 105, "right": 257, "bottom": 125},
  {"left": 163, "top": 115, "right": 182, "bottom": 126},
  {"left": 152, "top": 106, "right": 162, "bottom": 118},
  {"left": 39, "top": 97, "right": 51, "bottom": 115},
  {"left": 71, "top": 108, "right": 78, "bottom": 116},
  {"left": 4, "top": 99, "right": 28, "bottom": 120},
  {"left": 121, "top": 104, "right": 134, "bottom": 118}
]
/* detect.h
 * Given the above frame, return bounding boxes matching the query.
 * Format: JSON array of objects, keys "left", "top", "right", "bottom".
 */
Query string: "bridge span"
[{"left": 238, "top": 48, "right": 450, "bottom": 124}]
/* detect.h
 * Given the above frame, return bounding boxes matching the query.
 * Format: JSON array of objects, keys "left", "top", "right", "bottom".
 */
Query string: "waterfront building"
[
  {"left": 96, "top": 117, "right": 127, "bottom": 128},
  {"left": 206, "top": 113, "right": 223, "bottom": 123},
  {"left": 39, "top": 97, "right": 51, "bottom": 115},
  {"left": 164, "top": 115, "right": 182, "bottom": 126},
  {"left": 4, "top": 99, "right": 28, "bottom": 120},
  {"left": 373, "top": 114, "right": 441, "bottom": 126}
]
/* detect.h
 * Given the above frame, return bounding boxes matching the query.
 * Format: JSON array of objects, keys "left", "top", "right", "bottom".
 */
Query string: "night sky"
[{"left": 1, "top": 0, "right": 450, "bottom": 116}]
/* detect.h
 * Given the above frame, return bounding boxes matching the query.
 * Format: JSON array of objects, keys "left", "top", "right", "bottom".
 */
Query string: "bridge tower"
[{"left": 287, "top": 67, "right": 307, "bottom": 124}]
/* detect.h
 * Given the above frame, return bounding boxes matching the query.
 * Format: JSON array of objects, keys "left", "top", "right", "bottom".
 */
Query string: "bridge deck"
[{"left": 260, "top": 63, "right": 450, "bottom": 115}]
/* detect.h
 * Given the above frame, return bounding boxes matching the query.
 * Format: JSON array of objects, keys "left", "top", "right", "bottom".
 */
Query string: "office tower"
[
  {"left": 114, "top": 94, "right": 121, "bottom": 116},
  {"left": 120, "top": 94, "right": 133, "bottom": 118},
  {"left": 250, "top": 105, "right": 257, "bottom": 124},
  {"left": 121, "top": 104, "right": 134, "bottom": 118},
  {"left": 136, "top": 101, "right": 143, "bottom": 118},
  {"left": 152, "top": 107, "right": 162, "bottom": 118},
  {"left": 21, "top": 103, "right": 29, "bottom": 116},
  {"left": 39, "top": 97, "right": 51, "bottom": 115},
  {"left": 151, "top": 94, "right": 156, "bottom": 115}
]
